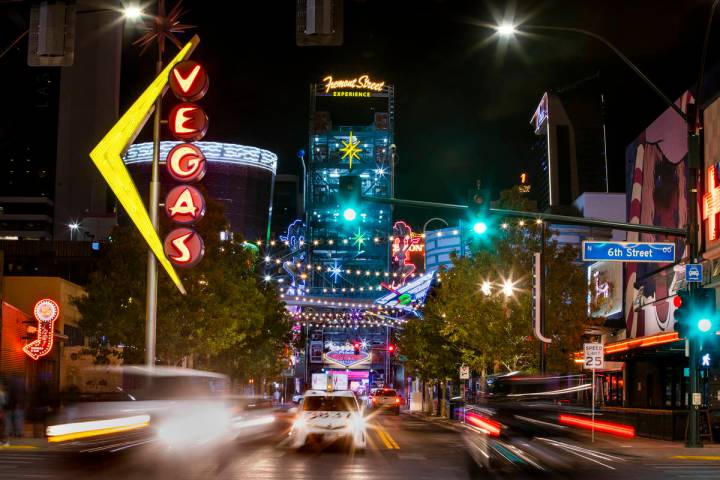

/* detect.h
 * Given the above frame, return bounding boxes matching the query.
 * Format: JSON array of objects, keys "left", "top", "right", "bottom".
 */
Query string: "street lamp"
[
  {"left": 123, "top": 5, "right": 143, "bottom": 20},
  {"left": 480, "top": 281, "right": 492, "bottom": 296},
  {"left": 68, "top": 222, "right": 80, "bottom": 241},
  {"left": 501, "top": 279, "right": 515, "bottom": 297},
  {"left": 496, "top": 23, "right": 516, "bottom": 36}
]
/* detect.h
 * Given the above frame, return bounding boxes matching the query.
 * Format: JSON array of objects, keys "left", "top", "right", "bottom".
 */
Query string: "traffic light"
[
  {"left": 673, "top": 288, "right": 717, "bottom": 339},
  {"left": 388, "top": 344, "right": 396, "bottom": 354},
  {"left": 467, "top": 186, "right": 492, "bottom": 237},
  {"left": 339, "top": 176, "right": 361, "bottom": 222},
  {"left": 353, "top": 341, "right": 361, "bottom": 355}
]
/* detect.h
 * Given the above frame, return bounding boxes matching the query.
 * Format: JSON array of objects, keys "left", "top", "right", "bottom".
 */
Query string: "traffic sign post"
[
  {"left": 685, "top": 264, "right": 703, "bottom": 283},
  {"left": 584, "top": 343, "right": 604, "bottom": 443},
  {"left": 582, "top": 241, "right": 675, "bottom": 263}
]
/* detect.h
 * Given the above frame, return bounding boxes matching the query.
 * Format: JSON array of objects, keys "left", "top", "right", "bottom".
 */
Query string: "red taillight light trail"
[
  {"left": 466, "top": 412, "right": 501, "bottom": 437},
  {"left": 558, "top": 414, "right": 635, "bottom": 438},
  {"left": 371, "top": 397, "right": 377, "bottom": 403},
  {"left": 395, "top": 397, "right": 400, "bottom": 404}
]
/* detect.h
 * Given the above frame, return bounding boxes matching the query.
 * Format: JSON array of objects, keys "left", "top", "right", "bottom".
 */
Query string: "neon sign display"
[
  {"left": 169, "top": 60, "right": 209, "bottom": 102},
  {"left": 322, "top": 74, "right": 385, "bottom": 93},
  {"left": 164, "top": 185, "right": 206, "bottom": 225},
  {"left": 703, "top": 163, "right": 720, "bottom": 241},
  {"left": 168, "top": 103, "right": 209, "bottom": 141},
  {"left": 164, "top": 227, "right": 205, "bottom": 268},
  {"left": 166, "top": 143, "right": 207, "bottom": 182},
  {"left": 163, "top": 60, "right": 210, "bottom": 268},
  {"left": 391, "top": 221, "right": 425, "bottom": 286},
  {"left": 340, "top": 131, "right": 362, "bottom": 169},
  {"left": 23, "top": 298, "right": 60, "bottom": 360}
]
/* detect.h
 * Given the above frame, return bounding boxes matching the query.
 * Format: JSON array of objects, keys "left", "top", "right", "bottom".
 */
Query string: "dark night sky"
[{"left": 4, "top": 0, "right": 719, "bottom": 227}]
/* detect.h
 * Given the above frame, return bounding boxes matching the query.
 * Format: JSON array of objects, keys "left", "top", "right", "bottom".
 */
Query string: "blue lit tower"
[
  {"left": 306, "top": 75, "right": 394, "bottom": 296},
  {"left": 290, "top": 75, "right": 398, "bottom": 391}
]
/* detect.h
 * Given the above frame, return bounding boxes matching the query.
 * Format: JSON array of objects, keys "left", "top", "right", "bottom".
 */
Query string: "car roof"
[{"left": 304, "top": 390, "right": 355, "bottom": 397}]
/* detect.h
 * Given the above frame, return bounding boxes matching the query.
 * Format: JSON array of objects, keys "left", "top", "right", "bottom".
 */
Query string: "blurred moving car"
[
  {"left": 369, "top": 388, "right": 401, "bottom": 415},
  {"left": 289, "top": 389, "right": 366, "bottom": 450},
  {"left": 46, "top": 366, "right": 276, "bottom": 453}
]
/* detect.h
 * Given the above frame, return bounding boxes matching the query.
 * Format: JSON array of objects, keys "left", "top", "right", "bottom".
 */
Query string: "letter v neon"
[{"left": 173, "top": 65, "right": 202, "bottom": 93}]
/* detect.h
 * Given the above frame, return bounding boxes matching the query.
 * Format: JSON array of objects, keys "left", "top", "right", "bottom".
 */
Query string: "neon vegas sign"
[{"left": 323, "top": 75, "right": 385, "bottom": 93}]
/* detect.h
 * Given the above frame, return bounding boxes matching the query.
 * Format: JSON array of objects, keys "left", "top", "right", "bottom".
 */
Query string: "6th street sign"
[{"left": 582, "top": 241, "right": 675, "bottom": 263}]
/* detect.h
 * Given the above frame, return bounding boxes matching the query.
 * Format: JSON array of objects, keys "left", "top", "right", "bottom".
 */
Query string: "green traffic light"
[
  {"left": 698, "top": 318, "right": 712, "bottom": 333},
  {"left": 473, "top": 221, "right": 488, "bottom": 235},
  {"left": 343, "top": 207, "right": 357, "bottom": 221}
]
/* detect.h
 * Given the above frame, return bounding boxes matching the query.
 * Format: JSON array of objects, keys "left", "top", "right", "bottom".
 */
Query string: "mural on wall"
[{"left": 624, "top": 92, "right": 692, "bottom": 338}]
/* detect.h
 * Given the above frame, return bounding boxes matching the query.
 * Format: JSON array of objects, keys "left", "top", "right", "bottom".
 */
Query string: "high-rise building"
[{"left": 530, "top": 76, "right": 609, "bottom": 212}]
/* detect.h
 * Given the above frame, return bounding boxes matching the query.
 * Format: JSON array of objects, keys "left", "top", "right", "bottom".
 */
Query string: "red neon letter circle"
[
  {"left": 164, "top": 185, "right": 206, "bottom": 225},
  {"left": 168, "top": 103, "right": 209, "bottom": 141},
  {"left": 166, "top": 143, "right": 207, "bottom": 182}
]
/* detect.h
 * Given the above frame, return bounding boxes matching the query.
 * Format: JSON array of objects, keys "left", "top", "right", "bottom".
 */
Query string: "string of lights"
[{"left": 253, "top": 219, "right": 543, "bottom": 248}]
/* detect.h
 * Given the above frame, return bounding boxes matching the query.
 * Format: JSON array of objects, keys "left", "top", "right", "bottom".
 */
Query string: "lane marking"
[{"left": 373, "top": 421, "right": 400, "bottom": 449}]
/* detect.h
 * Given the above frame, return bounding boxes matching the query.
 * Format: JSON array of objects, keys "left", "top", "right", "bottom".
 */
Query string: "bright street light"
[
  {"left": 68, "top": 222, "right": 80, "bottom": 241},
  {"left": 123, "top": 5, "right": 143, "bottom": 19},
  {"left": 502, "top": 279, "right": 515, "bottom": 297},
  {"left": 497, "top": 23, "right": 516, "bottom": 36},
  {"left": 481, "top": 281, "right": 492, "bottom": 296}
]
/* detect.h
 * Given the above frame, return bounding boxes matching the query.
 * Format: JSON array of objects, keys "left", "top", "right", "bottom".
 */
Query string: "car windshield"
[
  {"left": 303, "top": 395, "right": 357, "bottom": 412},
  {"left": 380, "top": 390, "right": 397, "bottom": 397}
]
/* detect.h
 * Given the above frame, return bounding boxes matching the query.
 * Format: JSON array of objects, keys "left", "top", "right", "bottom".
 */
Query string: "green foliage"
[
  {"left": 74, "top": 196, "right": 289, "bottom": 379},
  {"left": 400, "top": 188, "right": 604, "bottom": 380}
]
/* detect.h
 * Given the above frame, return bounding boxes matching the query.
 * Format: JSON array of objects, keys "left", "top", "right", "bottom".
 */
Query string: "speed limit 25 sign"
[{"left": 583, "top": 343, "right": 605, "bottom": 370}]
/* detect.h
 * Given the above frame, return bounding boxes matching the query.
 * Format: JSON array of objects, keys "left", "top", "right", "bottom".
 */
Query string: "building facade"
[{"left": 124, "top": 141, "right": 278, "bottom": 243}]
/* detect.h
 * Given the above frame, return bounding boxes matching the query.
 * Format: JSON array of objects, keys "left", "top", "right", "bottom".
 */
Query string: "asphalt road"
[{"left": 1, "top": 411, "right": 719, "bottom": 480}]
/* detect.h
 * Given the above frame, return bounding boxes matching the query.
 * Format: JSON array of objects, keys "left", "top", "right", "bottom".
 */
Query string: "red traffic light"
[
  {"left": 673, "top": 295, "right": 682, "bottom": 308},
  {"left": 388, "top": 344, "right": 395, "bottom": 352}
]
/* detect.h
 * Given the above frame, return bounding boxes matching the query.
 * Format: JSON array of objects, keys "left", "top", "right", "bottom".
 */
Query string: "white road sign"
[
  {"left": 459, "top": 365, "right": 470, "bottom": 380},
  {"left": 583, "top": 343, "right": 605, "bottom": 370}
]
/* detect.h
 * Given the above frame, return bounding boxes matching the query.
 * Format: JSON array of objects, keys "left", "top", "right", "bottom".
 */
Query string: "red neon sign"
[
  {"left": 164, "top": 185, "right": 206, "bottom": 225},
  {"left": 23, "top": 298, "right": 60, "bottom": 360},
  {"left": 558, "top": 414, "right": 635, "bottom": 438},
  {"left": 391, "top": 220, "right": 425, "bottom": 286},
  {"left": 164, "top": 227, "right": 205, "bottom": 267},
  {"left": 166, "top": 143, "right": 207, "bottom": 182},
  {"left": 169, "top": 60, "right": 209, "bottom": 102},
  {"left": 168, "top": 103, "right": 208, "bottom": 141},
  {"left": 703, "top": 164, "right": 720, "bottom": 241}
]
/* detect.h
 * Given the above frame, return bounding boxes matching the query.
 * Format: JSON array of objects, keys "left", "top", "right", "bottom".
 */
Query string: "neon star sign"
[
  {"left": 703, "top": 164, "right": 720, "bottom": 241},
  {"left": 351, "top": 228, "right": 368, "bottom": 251},
  {"left": 23, "top": 299, "right": 60, "bottom": 360},
  {"left": 340, "top": 131, "right": 362, "bottom": 170}
]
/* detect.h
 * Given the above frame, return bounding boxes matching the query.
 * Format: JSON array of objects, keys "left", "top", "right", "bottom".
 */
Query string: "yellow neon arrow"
[{"left": 90, "top": 35, "right": 200, "bottom": 294}]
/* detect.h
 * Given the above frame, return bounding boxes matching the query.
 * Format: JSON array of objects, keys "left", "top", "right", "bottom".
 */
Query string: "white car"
[{"left": 289, "top": 390, "right": 366, "bottom": 450}]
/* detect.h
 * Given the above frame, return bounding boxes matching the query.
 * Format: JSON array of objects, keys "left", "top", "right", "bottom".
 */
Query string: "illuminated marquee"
[
  {"left": 23, "top": 298, "right": 60, "bottom": 360},
  {"left": 323, "top": 74, "right": 385, "bottom": 93},
  {"left": 703, "top": 163, "right": 720, "bottom": 241},
  {"left": 391, "top": 221, "right": 425, "bottom": 286}
]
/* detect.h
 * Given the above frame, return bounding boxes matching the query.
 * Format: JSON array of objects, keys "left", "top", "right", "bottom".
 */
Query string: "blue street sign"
[
  {"left": 685, "top": 264, "right": 703, "bottom": 283},
  {"left": 582, "top": 241, "right": 675, "bottom": 263}
]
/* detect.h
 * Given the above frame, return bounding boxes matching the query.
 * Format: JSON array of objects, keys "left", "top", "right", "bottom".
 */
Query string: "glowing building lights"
[{"left": 703, "top": 164, "right": 720, "bottom": 241}]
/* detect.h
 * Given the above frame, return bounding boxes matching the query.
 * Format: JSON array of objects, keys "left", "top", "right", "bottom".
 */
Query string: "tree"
[
  {"left": 400, "top": 187, "right": 605, "bottom": 378},
  {"left": 74, "top": 195, "right": 289, "bottom": 378}
]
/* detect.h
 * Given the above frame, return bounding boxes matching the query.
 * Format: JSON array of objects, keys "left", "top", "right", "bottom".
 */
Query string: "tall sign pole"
[{"left": 145, "top": 41, "right": 163, "bottom": 369}]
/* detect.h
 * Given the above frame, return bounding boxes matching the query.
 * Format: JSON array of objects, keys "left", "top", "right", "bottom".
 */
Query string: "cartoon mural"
[{"left": 624, "top": 92, "right": 692, "bottom": 338}]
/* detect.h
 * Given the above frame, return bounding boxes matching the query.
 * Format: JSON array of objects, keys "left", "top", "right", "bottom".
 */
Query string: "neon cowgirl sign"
[
  {"left": 391, "top": 221, "right": 425, "bottom": 286},
  {"left": 23, "top": 299, "right": 60, "bottom": 360}
]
